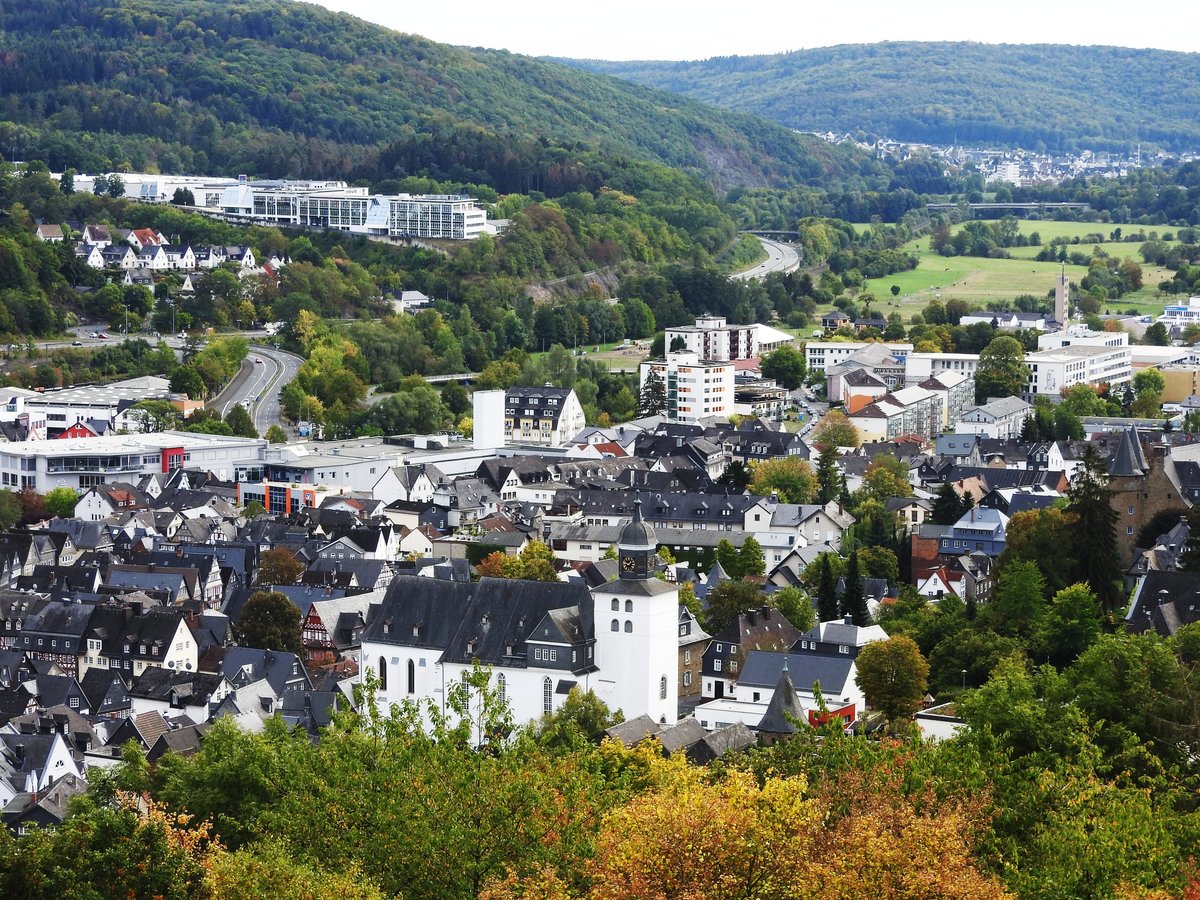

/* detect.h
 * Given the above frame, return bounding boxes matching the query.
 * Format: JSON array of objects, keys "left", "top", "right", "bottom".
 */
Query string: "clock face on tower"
[{"left": 621, "top": 555, "right": 637, "bottom": 573}]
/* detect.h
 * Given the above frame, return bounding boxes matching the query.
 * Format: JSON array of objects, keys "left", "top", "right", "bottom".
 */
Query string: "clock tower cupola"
[{"left": 618, "top": 498, "right": 656, "bottom": 580}]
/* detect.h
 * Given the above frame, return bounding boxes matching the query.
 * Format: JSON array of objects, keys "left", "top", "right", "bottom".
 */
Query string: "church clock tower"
[
  {"left": 589, "top": 497, "right": 679, "bottom": 725},
  {"left": 618, "top": 499, "right": 656, "bottom": 579}
]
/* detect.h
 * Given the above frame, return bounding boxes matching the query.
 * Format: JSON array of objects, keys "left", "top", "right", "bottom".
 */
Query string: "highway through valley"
[
  {"left": 731, "top": 236, "right": 802, "bottom": 280},
  {"left": 210, "top": 345, "right": 303, "bottom": 434}
]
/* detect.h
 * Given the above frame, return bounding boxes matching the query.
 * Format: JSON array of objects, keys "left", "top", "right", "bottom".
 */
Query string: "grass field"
[{"left": 847, "top": 220, "right": 1179, "bottom": 321}]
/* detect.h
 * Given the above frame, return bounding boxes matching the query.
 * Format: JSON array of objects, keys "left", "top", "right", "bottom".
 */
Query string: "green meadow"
[{"left": 844, "top": 219, "right": 1177, "bottom": 320}]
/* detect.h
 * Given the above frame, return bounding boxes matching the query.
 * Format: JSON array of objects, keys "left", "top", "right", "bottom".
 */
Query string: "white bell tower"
[{"left": 590, "top": 499, "right": 679, "bottom": 724}]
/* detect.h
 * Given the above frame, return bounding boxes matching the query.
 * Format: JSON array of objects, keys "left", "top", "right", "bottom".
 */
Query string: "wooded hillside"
[{"left": 567, "top": 42, "right": 1200, "bottom": 152}]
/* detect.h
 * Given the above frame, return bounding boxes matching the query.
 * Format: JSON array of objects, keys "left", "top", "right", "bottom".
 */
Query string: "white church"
[{"left": 360, "top": 501, "right": 679, "bottom": 728}]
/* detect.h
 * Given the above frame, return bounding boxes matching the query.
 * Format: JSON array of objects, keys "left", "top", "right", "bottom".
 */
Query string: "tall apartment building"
[
  {"left": 665, "top": 316, "right": 793, "bottom": 361},
  {"left": 640, "top": 353, "right": 735, "bottom": 424}
]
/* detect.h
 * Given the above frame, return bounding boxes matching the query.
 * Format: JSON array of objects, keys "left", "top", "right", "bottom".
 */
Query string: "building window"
[
  {"left": 407, "top": 659, "right": 415, "bottom": 694},
  {"left": 611, "top": 599, "right": 619, "bottom": 611},
  {"left": 839, "top": 645, "right": 849, "bottom": 654},
  {"left": 683, "top": 671, "right": 692, "bottom": 687},
  {"left": 660, "top": 676, "right": 668, "bottom": 700},
  {"left": 378, "top": 657, "right": 388, "bottom": 691},
  {"left": 714, "top": 659, "right": 722, "bottom": 672},
  {"left": 497, "top": 673, "right": 506, "bottom": 704},
  {"left": 543, "top": 676, "right": 553, "bottom": 714},
  {"left": 624, "top": 620, "right": 632, "bottom": 633},
  {"left": 549, "top": 649, "right": 557, "bottom": 662},
  {"left": 611, "top": 619, "right": 619, "bottom": 632},
  {"left": 684, "top": 649, "right": 691, "bottom": 664},
  {"left": 624, "top": 600, "right": 633, "bottom": 613}
]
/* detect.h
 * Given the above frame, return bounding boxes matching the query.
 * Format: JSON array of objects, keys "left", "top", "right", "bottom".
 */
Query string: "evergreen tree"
[
  {"left": 816, "top": 553, "right": 840, "bottom": 622},
  {"left": 1019, "top": 414, "right": 1039, "bottom": 442},
  {"left": 1180, "top": 505, "right": 1200, "bottom": 572},
  {"left": 714, "top": 539, "right": 741, "bottom": 579},
  {"left": 1066, "top": 443, "right": 1123, "bottom": 611},
  {"left": 815, "top": 444, "right": 840, "bottom": 505},
  {"left": 638, "top": 370, "right": 666, "bottom": 417},
  {"left": 738, "top": 536, "right": 766, "bottom": 577},
  {"left": 931, "top": 482, "right": 967, "bottom": 525},
  {"left": 840, "top": 550, "right": 870, "bottom": 625}
]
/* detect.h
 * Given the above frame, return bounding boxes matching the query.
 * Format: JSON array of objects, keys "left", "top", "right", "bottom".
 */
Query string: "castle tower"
[
  {"left": 590, "top": 499, "right": 679, "bottom": 724},
  {"left": 1054, "top": 266, "right": 1069, "bottom": 325}
]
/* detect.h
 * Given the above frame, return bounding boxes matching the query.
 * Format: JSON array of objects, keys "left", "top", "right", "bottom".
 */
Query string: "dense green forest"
[
  {"left": 0, "top": 0, "right": 886, "bottom": 192},
  {"left": 565, "top": 42, "right": 1200, "bottom": 153}
]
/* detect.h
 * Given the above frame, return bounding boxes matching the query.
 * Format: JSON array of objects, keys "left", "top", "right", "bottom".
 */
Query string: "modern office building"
[
  {"left": 1025, "top": 344, "right": 1133, "bottom": 400},
  {"left": 0, "top": 432, "right": 266, "bottom": 493},
  {"left": 216, "top": 179, "right": 486, "bottom": 240}
]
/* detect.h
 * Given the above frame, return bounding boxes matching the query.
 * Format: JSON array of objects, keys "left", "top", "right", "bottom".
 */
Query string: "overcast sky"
[{"left": 310, "top": 0, "right": 1199, "bottom": 60}]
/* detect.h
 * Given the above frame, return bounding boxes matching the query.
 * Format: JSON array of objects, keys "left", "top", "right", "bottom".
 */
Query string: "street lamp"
[{"left": 961, "top": 668, "right": 967, "bottom": 690}]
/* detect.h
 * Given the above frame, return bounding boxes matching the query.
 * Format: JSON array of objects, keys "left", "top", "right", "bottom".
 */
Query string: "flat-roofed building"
[
  {"left": 1025, "top": 345, "right": 1132, "bottom": 400},
  {"left": 0, "top": 431, "right": 266, "bottom": 493},
  {"left": 640, "top": 353, "right": 735, "bottom": 424},
  {"left": 805, "top": 341, "right": 912, "bottom": 375}
]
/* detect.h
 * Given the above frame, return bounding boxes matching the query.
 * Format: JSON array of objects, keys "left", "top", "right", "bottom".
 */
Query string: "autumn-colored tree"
[
  {"left": 256, "top": 547, "right": 304, "bottom": 586},
  {"left": 748, "top": 456, "right": 816, "bottom": 504},
  {"left": 478, "top": 542, "right": 561, "bottom": 582},
  {"left": 861, "top": 454, "right": 913, "bottom": 502},
  {"left": 812, "top": 409, "right": 860, "bottom": 448},
  {"left": 587, "top": 755, "right": 818, "bottom": 900},
  {"left": 854, "top": 635, "right": 930, "bottom": 725}
]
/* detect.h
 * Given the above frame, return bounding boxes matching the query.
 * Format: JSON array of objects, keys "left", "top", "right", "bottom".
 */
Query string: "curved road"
[
  {"left": 731, "top": 236, "right": 802, "bottom": 281},
  {"left": 211, "top": 345, "right": 303, "bottom": 434}
]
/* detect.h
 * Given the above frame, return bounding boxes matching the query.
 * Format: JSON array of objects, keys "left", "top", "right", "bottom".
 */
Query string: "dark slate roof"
[
  {"left": 1126, "top": 570, "right": 1200, "bottom": 637},
  {"left": 686, "top": 722, "right": 756, "bottom": 765},
  {"left": 943, "top": 466, "right": 1065, "bottom": 491},
  {"left": 738, "top": 650, "right": 855, "bottom": 697},
  {"left": 604, "top": 713, "right": 661, "bottom": 747},
  {"left": 1108, "top": 427, "right": 1149, "bottom": 477},
  {"left": 221, "top": 647, "right": 311, "bottom": 696},
  {"left": 361, "top": 576, "right": 477, "bottom": 651},
  {"left": 441, "top": 578, "right": 593, "bottom": 669},
  {"left": 79, "top": 668, "right": 130, "bottom": 715},
  {"left": 128, "top": 668, "right": 224, "bottom": 705},
  {"left": 757, "top": 663, "right": 803, "bottom": 735},
  {"left": 20, "top": 600, "right": 95, "bottom": 639}
]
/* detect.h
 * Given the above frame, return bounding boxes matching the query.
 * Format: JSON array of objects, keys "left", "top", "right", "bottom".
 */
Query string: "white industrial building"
[
  {"left": 1036, "top": 326, "right": 1129, "bottom": 351},
  {"left": 1025, "top": 344, "right": 1133, "bottom": 400},
  {"left": 0, "top": 431, "right": 266, "bottom": 493}
]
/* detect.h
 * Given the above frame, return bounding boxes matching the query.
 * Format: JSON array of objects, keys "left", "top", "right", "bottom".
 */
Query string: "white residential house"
[
  {"left": 137, "top": 245, "right": 170, "bottom": 271},
  {"left": 75, "top": 244, "right": 105, "bottom": 268}
]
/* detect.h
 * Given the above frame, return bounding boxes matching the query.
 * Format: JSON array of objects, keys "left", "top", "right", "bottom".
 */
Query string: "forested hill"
[
  {"left": 564, "top": 42, "right": 1200, "bottom": 153},
  {"left": 0, "top": 0, "right": 882, "bottom": 191}
]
